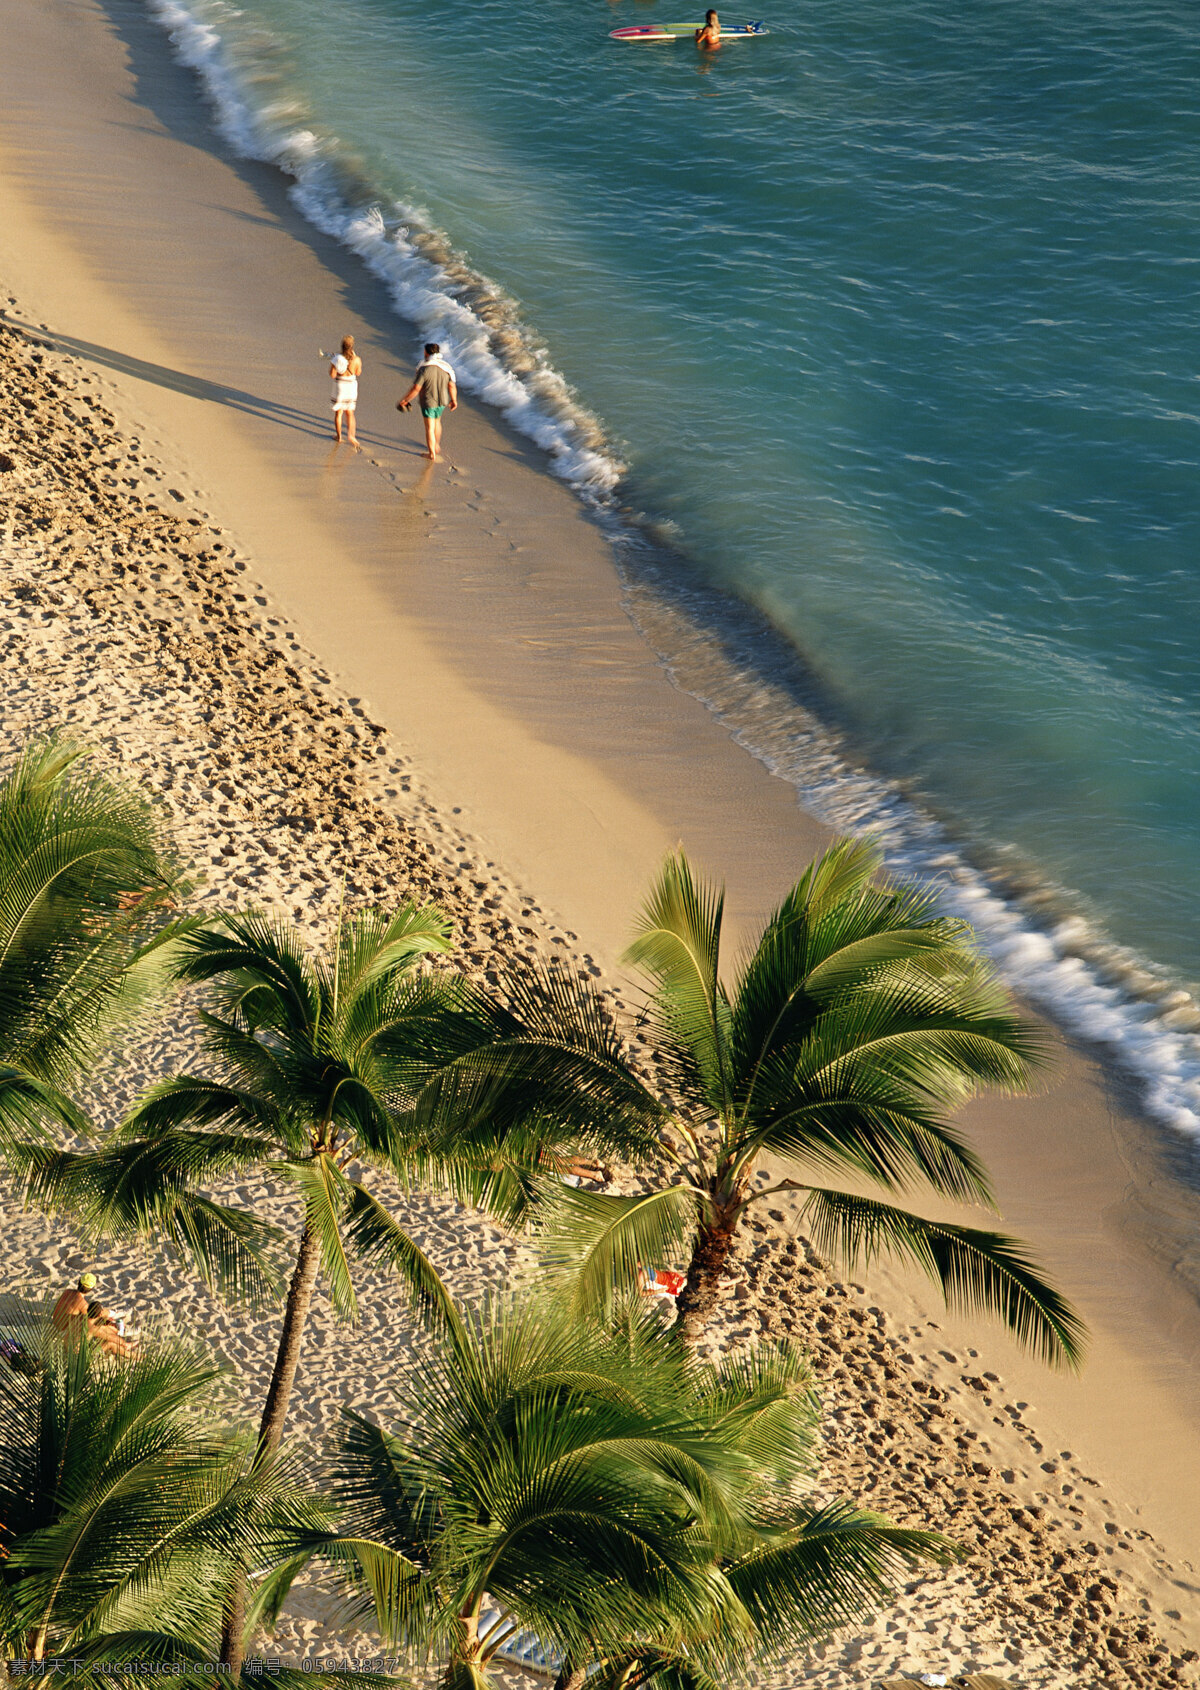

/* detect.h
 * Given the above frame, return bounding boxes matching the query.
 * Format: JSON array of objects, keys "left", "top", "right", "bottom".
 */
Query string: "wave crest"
[
  {"left": 146, "top": 0, "right": 624, "bottom": 492},
  {"left": 146, "top": 0, "right": 1200, "bottom": 1141}
]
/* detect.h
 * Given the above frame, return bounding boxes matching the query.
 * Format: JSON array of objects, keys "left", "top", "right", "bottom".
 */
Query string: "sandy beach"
[{"left": 4, "top": 0, "right": 1200, "bottom": 1682}]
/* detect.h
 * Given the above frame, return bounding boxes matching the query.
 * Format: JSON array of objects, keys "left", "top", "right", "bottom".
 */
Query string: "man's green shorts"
[{"left": 421, "top": 404, "right": 446, "bottom": 419}]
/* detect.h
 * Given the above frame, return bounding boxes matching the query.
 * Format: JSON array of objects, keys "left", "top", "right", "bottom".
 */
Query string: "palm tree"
[
  {"left": 0, "top": 736, "right": 187, "bottom": 1148},
  {"left": 543, "top": 840, "right": 1085, "bottom": 1366},
  {"left": 0, "top": 1316, "right": 350, "bottom": 1686},
  {"left": 328, "top": 1292, "right": 955, "bottom": 1690},
  {"left": 17, "top": 906, "right": 664, "bottom": 1675}
]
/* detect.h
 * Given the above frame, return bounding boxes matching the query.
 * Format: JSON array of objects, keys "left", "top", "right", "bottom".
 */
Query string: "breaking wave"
[
  {"left": 144, "top": 0, "right": 1200, "bottom": 1140},
  {"left": 146, "top": 0, "right": 624, "bottom": 494}
]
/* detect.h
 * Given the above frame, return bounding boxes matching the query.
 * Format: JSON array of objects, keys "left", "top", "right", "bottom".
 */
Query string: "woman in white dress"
[{"left": 329, "top": 334, "right": 363, "bottom": 445}]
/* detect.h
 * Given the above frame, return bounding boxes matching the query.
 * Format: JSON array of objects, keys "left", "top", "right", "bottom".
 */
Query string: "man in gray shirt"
[{"left": 397, "top": 342, "right": 458, "bottom": 461}]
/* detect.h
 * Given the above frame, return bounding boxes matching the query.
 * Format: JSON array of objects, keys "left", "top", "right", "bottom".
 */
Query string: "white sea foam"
[
  {"left": 144, "top": 0, "right": 1200, "bottom": 1142},
  {"left": 144, "top": 0, "right": 623, "bottom": 494},
  {"left": 620, "top": 561, "right": 1200, "bottom": 1139}
]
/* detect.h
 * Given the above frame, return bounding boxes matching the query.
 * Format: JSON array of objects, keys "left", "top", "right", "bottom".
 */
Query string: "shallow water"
[{"left": 149, "top": 0, "right": 1200, "bottom": 1122}]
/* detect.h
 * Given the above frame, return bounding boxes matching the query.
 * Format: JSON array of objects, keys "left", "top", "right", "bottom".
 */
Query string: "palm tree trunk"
[
  {"left": 673, "top": 1204, "right": 740, "bottom": 1346},
  {"left": 257, "top": 1223, "right": 322, "bottom": 1459},
  {"left": 552, "top": 1666, "right": 588, "bottom": 1690},
  {"left": 219, "top": 1224, "right": 322, "bottom": 1677},
  {"left": 442, "top": 1609, "right": 481, "bottom": 1690},
  {"left": 217, "top": 1582, "right": 246, "bottom": 1684}
]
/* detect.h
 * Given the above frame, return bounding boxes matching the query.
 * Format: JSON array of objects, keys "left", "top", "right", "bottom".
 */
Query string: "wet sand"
[{"left": 3, "top": 0, "right": 1200, "bottom": 1680}]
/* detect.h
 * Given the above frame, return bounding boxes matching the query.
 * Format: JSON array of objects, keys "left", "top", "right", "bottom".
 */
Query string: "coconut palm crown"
[
  {"left": 19, "top": 903, "right": 663, "bottom": 1454},
  {"left": 0, "top": 736, "right": 188, "bottom": 1149},
  {"left": 17, "top": 902, "right": 665, "bottom": 1673},
  {"left": 0, "top": 1319, "right": 372, "bottom": 1689},
  {"left": 329, "top": 1293, "right": 955, "bottom": 1690},
  {"left": 546, "top": 840, "right": 1085, "bottom": 1367}
]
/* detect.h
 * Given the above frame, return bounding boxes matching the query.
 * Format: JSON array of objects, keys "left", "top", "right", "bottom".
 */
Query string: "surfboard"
[{"left": 609, "top": 20, "right": 769, "bottom": 40}]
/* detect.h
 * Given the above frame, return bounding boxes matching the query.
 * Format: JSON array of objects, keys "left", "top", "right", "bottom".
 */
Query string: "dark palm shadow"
[
  {"left": 4, "top": 313, "right": 397, "bottom": 452},
  {"left": 0, "top": 1290, "right": 51, "bottom": 1339}
]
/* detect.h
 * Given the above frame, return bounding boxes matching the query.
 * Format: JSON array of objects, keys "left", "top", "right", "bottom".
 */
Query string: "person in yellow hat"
[{"left": 52, "top": 1272, "right": 99, "bottom": 1343}]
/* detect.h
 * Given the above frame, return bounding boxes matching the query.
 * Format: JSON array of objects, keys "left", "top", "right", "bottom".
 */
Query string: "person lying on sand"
[
  {"left": 51, "top": 1275, "right": 136, "bottom": 1358},
  {"left": 86, "top": 1301, "right": 137, "bottom": 1360},
  {"left": 563, "top": 1156, "right": 611, "bottom": 1186}
]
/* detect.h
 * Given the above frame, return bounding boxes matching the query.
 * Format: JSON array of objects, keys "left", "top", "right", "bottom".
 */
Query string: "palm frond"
[
  {"left": 330, "top": 1289, "right": 956, "bottom": 1690},
  {"left": 329, "top": 904, "right": 454, "bottom": 1009},
  {"left": 800, "top": 1187, "right": 1087, "bottom": 1370},
  {"left": 791, "top": 836, "right": 888, "bottom": 915},
  {"left": 729, "top": 840, "right": 921, "bottom": 1061},
  {"left": 0, "top": 1328, "right": 328, "bottom": 1667},
  {"left": 0, "top": 737, "right": 178, "bottom": 966},
  {"left": 120, "top": 1075, "right": 286, "bottom": 1145},
  {"left": 12, "top": 1140, "right": 283, "bottom": 1306},
  {"left": 731, "top": 967, "right": 1048, "bottom": 1204},
  {"left": 730, "top": 839, "right": 1038, "bottom": 1139},
  {"left": 342, "top": 1183, "right": 464, "bottom": 1345},
  {"left": 0, "top": 1067, "right": 89, "bottom": 1150},
  {"left": 725, "top": 1499, "right": 957, "bottom": 1645},
  {"left": 263, "top": 1670, "right": 410, "bottom": 1690},
  {"left": 623, "top": 853, "right": 733, "bottom": 1116},
  {"left": 402, "top": 964, "right": 667, "bottom": 1164},
  {"left": 0, "top": 734, "right": 187, "bottom": 1088},
  {"left": 731, "top": 1047, "right": 995, "bottom": 1206},
  {"left": 815, "top": 966, "right": 1044, "bottom": 1099},
  {"left": 536, "top": 1184, "right": 702, "bottom": 1318},
  {"left": 243, "top": 1550, "right": 313, "bottom": 1635},
  {"left": 699, "top": 1341, "right": 819, "bottom": 1491},
  {"left": 334, "top": 1410, "right": 438, "bottom": 1555},
  {"left": 13, "top": 916, "right": 203, "bottom": 1096},
  {"left": 441, "top": 1662, "right": 492, "bottom": 1690},
  {"left": 289, "top": 1153, "right": 357, "bottom": 1320},
  {"left": 14, "top": 1126, "right": 280, "bottom": 1236},
  {"left": 159, "top": 1191, "right": 285, "bottom": 1308},
  {"left": 172, "top": 915, "right": 320, "bottom": 1039},
  {"left": 594, "top": 1651, "right": 726, "bottom": 1690},
  {"left": 315, "top": 1535, "right": 436, "bottom": 1648}
]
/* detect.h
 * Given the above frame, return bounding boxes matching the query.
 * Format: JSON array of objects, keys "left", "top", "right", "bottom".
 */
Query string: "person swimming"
[{"left": 695, "top": 9, "right": 721, "bottom": 48}]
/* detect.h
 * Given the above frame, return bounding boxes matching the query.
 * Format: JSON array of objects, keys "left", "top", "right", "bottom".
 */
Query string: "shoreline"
[
  {"left": 145, "top": 0, "right": 1200, "bottom": 1152},
  {"left": 9, "top": 0, "right": 1200, "bottom": 1139},
  {"left": 1, "top": 401, "right": 1197, "bottom": 1690},
  {"left": 2, "top": 0, "right": 1200, "bottom": 1678},
  {"left": 5, "top": 362, "right": 1198, "bottom": 1687},
  {"left": 0, "top": 0, "right": 829, "bottom": 966}
]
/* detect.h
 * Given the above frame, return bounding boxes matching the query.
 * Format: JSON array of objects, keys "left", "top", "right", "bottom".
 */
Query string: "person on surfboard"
[{"left": 695, "top": 10, "right": 721, "bottom": 48}]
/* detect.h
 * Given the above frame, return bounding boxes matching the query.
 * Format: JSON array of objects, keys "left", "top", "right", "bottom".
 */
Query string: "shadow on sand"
[{"left": 3, "top": 314, "right": 369, "bottom": 446}]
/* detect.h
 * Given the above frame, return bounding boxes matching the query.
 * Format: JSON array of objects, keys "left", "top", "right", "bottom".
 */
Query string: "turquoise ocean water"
[{"left": 149, "top": 0, "right": 1200, "bottom": 1128}]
